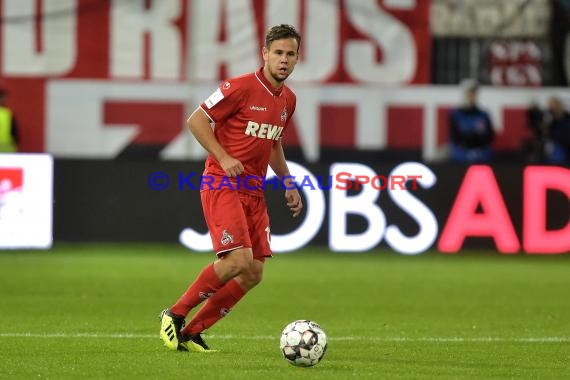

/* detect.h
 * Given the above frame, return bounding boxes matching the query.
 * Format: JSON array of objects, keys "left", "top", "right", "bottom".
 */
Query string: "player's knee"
[
  {"left": 224, "top": 248, "right": 253, "bottom": 276},
  {"left": 237, "top": 268, "right": 263, "bottom": 290},
  {"left": 245, "top": 270, "right": 263, "bottom": 287}
]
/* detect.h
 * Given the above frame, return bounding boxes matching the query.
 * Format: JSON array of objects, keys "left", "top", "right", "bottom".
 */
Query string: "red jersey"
[{"left": 199, "top": 67, "right": 296, "bottom": 195}]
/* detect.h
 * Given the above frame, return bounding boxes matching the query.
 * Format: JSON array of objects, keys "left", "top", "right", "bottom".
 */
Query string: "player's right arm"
[{"left": 187, "top": 108, "right": 244, "bottom": 177}]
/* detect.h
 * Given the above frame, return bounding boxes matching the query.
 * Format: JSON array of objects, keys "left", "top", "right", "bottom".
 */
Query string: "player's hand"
[
  {"left": 219, "top": 155, "right": 244, "bottom": 177},
  {"left": 285, "top": 189, "right": 303, "bottom": 218}
]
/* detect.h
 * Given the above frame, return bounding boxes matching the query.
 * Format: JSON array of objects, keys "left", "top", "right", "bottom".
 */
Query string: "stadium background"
[
  {"left": 0, "top": 1, "right": 569, "bottom": 378},
  {"left": 3, "top": 0, "right": 569, "bottom": 156},
  {"left": 1, "top": 0, "right": 568, "bottom": 254}
]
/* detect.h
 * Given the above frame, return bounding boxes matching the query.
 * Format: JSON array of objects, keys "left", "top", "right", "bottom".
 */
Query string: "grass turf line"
[{"left": 0, "top": 244, "right": 569, "bottom": 379}]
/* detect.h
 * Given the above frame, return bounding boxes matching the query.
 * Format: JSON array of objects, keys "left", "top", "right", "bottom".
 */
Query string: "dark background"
[{"left": 53, "top": 159, "right": 569, "bottom": 251}]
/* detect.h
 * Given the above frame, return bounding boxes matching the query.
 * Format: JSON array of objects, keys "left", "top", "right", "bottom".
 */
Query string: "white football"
[{"left": 279, "top": 320, "right": 328, "bottom": 367}]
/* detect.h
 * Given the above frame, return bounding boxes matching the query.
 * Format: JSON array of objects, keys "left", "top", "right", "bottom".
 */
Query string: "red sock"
[
  {"left": 170, "top": 263, "right": 225, "bottom": 317},
  {"left": 181, "top": 279, "right": 246, "bottom": 336}
]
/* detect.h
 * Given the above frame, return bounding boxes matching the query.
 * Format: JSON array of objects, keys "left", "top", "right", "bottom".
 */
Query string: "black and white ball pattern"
[{"left": 280, "top": 320, "right": 328, "bottom": 367}]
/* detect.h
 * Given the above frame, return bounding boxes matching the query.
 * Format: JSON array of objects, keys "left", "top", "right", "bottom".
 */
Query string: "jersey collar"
[{"left": 255, "top": 67, "right": 283, "bottom": 97}]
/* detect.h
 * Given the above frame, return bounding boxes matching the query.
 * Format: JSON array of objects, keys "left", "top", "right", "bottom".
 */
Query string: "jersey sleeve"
[{"left": 200, "top": 79, "right": 245, "bottom": 123}]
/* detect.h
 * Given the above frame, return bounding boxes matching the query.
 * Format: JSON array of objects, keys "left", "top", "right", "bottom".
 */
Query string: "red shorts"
[{"left": 201, "top": 189, "right": 271, "bottom": 261}]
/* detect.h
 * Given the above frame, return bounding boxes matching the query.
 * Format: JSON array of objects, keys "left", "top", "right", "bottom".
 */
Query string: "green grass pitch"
[{"left": 0, "top": 244, "right": 569, "bottom": 379}]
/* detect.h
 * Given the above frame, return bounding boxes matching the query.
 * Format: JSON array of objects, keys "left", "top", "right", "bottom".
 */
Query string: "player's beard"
[{"left": 269, "top": 67, "right": 289, "bottom": 84}]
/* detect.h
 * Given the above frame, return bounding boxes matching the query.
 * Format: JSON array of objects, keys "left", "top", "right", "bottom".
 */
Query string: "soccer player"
[{"left": 159, "top": 24, "right": 303, "bottom": 352}]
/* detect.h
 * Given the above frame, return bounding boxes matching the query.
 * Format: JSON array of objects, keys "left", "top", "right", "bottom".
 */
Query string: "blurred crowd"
[
  {"left": 524, "top": 97, "right": 570, "bottom": 165},
  {"left": 448, "top": 79, "right": 570, "bottom": 166}
]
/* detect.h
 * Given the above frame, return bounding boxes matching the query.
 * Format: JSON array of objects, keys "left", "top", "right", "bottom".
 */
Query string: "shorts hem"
[{"left": 215, "top": 245, "right": 245, "bottom": 256}]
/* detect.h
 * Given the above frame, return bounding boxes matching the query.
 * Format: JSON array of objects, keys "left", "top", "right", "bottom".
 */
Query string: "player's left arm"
[{"left": 269, "top": 140, "right": 303, "bottom": 218}]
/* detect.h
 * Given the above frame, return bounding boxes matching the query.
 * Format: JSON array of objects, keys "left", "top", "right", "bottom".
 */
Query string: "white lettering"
[
  {"left": 266, "top": 124, "right": 280, "bottom": 140},
  {"left": 266, "top": 162, "right": 326, "bottom": 251},
  {"left": 45, "top": 80, "right": 566, "bottom": 161},
  {"left": 46, "top": 81, "right": 191, "bottom": 157},
  {"left": 329, "top": 163, "right": 386, "bottom": 251},
  {"left": 189, "top": 0, "right": 258, "bottom": 81},
  {"left": 258, "top": 123, "right": 269, "bottom": 139},
  {"left": 180, "top": 161, "right": 325, "bottom": 253},
  {"left": 111, "top": 0, "right": 182, "bottom": 79},
  {"left": 3, "top": 0, "right": 76, "bottom": 75},
  {"left": 245, "top": 121, "right": 259, "bottom": 137},
  {"left": 385, "top": 162, "right": 438, "bottom": 255},
  {"left": 266, "top": 0, "right": 339, "bottom": 82},
  {"left": 344, "top": 0, "right": 416, "bottom": 84},
  {"left": 244, "top": 122, "right": 284, "bottom": 140}
]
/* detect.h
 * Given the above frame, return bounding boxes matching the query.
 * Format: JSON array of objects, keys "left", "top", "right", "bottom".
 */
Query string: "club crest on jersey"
[
  {"left": 281, "top": 107, "right": 288, "bottom": 122},
  {"left": 223, "top": 81, "right": 231, "bottom": 90},
  {"left": 221, "top": 230, "right": 233, "bottom": 245}
]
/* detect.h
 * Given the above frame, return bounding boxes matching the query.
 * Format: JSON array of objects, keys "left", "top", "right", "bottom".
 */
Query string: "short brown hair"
[{"left": 265, "top": 24, "right": 301, "bottom": 51}]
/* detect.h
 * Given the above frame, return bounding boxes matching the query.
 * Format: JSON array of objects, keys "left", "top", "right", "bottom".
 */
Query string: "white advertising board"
[{"left": 0, "top": 154, "right": 53, "bottom": 249}]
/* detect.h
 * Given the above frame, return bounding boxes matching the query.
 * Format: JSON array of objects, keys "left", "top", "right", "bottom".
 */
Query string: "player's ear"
[{"left": 262, "top": 46, "right": 269, "bottom": 61}]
